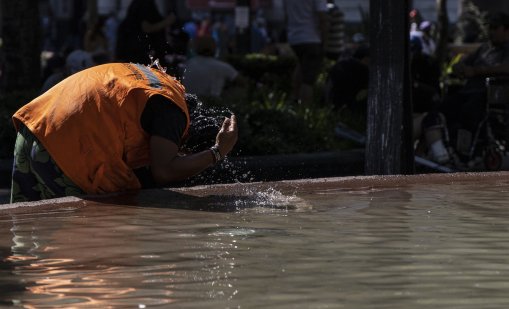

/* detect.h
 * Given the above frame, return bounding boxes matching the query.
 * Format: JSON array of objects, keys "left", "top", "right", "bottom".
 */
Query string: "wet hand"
[{"left": 215, "top": 115, "right": 238, "bottom": 158}]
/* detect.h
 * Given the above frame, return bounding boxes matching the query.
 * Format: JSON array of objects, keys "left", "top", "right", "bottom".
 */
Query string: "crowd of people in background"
[
  {"left": 39, "top": 0, "right": 365, "bottom": 101},
  {"left": 37, "top": 0, "right": 509, "bottom": 169},
  {"left": 40, "top": 0, "right": 279, "bottom": 96}
]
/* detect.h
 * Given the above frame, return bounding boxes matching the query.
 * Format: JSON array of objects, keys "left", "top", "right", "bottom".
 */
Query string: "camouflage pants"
[{"left": 10, "top": 125, "right": 84, "bottom": 203}]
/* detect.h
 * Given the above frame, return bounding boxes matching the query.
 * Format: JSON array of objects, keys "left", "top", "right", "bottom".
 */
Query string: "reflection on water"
[{"left": 2, "top": 180, "right": 509, "bottom": 307}]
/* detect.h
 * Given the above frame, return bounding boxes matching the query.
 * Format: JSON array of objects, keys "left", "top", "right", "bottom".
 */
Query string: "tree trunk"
[
  {"left": 1, "top": 0, "right": 41, "bottom": 91},
  {"left": 435, "top": 0, "right": 449, "bottom": 68},
  {"left": 365, "top": 0, "right": 413, "bottom": 175}
]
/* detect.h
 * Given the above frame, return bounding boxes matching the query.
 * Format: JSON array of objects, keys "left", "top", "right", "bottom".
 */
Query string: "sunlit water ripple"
[{"left": 2, "top": 180, "right": 509, "bottom": 308}]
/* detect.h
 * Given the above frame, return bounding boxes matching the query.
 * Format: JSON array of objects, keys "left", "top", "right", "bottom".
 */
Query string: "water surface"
[{"left": 1, "top": 174, "right": 509, "bottom": 308}]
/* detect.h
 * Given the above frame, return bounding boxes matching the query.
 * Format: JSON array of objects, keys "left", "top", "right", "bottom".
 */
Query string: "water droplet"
[{"left": 146, "top": 56, "right": 168, "bottom": 73}]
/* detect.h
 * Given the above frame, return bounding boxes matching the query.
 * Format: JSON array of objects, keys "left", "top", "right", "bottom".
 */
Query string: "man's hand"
[
  {"left": 150, "top": 114, "right": 238, "bottom": 185},
  {"left": 215, "top": 115, "right": 238, "bottom": 157}
]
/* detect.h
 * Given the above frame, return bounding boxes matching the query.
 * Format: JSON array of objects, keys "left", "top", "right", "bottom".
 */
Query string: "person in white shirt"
[
  {"left": 410, "top": 20, "right": 436, "bottom": 57},
  {"left": 182, "top": 36, "right": 240, "bottom": 97}
]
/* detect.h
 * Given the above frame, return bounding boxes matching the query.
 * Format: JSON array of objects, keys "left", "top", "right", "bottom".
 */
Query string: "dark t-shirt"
[
  {"left": 463, "top": 41, "right": 509, "bottom": 89},
  {"left": 135, "top": 95, "right": 187, "bottom": 188},
  {"left": 328, "top": 57, "right": 369, "bottom": 113},
  {"left": 140, "top": 95, "right": 187, "bottom": 144}
]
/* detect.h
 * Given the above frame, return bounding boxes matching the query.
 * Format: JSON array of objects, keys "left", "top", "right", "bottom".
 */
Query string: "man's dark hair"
[
  {"left": 185, "top": 93, "right": 200, "bottom": 117},
  {"left": 183, "top": 93, "right": 218, "bottom": 152},
  {"left": 183, "top": 93, "right": 234, "bottom": 152}
]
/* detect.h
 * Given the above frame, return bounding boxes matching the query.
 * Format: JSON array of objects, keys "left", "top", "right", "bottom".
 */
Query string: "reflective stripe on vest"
[{"left": 133, "top": 63, "right": 163, "bottom": 89}]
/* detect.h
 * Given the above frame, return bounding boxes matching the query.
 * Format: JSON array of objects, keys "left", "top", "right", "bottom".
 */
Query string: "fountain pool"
[{"left": 1, "top": 172, "right": 509, "bottom": 308}]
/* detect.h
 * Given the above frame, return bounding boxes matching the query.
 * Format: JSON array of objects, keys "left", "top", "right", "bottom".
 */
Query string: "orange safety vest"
[{"left": 13, "top": 63, "right": 190, "bottom": 194}]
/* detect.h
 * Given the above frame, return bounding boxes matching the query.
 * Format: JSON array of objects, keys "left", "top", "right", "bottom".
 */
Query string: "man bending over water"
[{"left": 10, "top": 62, "right": 238, "bottom": 203}]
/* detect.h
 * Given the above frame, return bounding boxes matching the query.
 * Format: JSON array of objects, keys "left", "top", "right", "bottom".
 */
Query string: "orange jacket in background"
[{"left": 13, "top": 63, "right": 190, "bottom": 194}]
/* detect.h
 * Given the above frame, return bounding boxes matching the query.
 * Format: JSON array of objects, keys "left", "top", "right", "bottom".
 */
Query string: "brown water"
[{"left": 1, "top": 173, "right": 509, "bottom": 308}]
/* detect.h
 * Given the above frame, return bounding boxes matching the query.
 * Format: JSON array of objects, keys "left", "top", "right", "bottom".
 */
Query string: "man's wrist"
[{"left": 210, "top": 145, "right": 222, "bottom": 164}]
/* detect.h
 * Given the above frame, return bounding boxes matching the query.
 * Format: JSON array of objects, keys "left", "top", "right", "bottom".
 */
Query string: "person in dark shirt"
[
  {"left": 326, "top": 45, "right": 370, "bottom": 115},
  {"left": 116, "top": 0, "right": 175, "bottom": 64},
  {"left": 438, "top": 12, "right": 509, "bottom": 147},
  {"left": 134, "top": 95, "right": 189, "bottom": 188},
  {"left": 10, "top": 63, "right": 238, "bottom": 202}
]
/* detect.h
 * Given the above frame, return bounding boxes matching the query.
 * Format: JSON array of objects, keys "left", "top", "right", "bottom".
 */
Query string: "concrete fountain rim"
[{"left": 2, "top": 171, "right": 508, "bottom": 213}]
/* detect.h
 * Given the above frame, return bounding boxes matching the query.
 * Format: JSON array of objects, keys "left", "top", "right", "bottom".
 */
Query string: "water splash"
[
  {"left": 183, "top": 157, "right": 254, "bottom": 186},
  {"left": 182, "top": 94, "right": 233, "bottom": 153},
  {"left": 231, "top": 186, "right": 309, "bottom": 212},
  {"left": 243, "top": 187, "right": 293, "bottom": 208},
  {"left": 146, "top": 55, "right": 167, "bottom": 73}
]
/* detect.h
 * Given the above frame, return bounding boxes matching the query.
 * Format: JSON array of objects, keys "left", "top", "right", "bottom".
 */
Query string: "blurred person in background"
[
  {"left": 420, "top": 12, "right": 509, "bottom": 162},
  {"left": 284, "top": 0, "right": 329, "bottom": 105},
  {"left": 40, "top": 49, "right": 95, "bottom": 93},
  {"left": 182, "top": 36, "right": 242, "bottom": 98},
  {"left": 116, "top": 0, "right": 175, "bottom": 65},
  {"left": 84, "top": 17, "right": 110, "bottom": 64},
  {"left": 324, "top": 0, "right": 345, "bottom": 61}
]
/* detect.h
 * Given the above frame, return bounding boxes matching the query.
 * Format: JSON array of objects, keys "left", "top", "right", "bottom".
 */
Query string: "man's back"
[{"left": 284, "top": 0, "right": 328, "bottom": 45}]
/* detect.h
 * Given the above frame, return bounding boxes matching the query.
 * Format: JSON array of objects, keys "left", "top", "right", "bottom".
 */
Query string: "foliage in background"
[
  {"left": 455, "top": 1, "right": 488, "bottom": 43},
  {"left": 0, "top": 55, "right": 356, "bottom": 159},
  {"left": 202, "top": 53, "right": 355, "bottom": 156}
]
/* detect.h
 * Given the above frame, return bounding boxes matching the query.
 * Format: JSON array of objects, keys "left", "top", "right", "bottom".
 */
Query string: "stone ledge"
[{"left": 0, "top": 150, "right": 366, "bottom": 203}]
